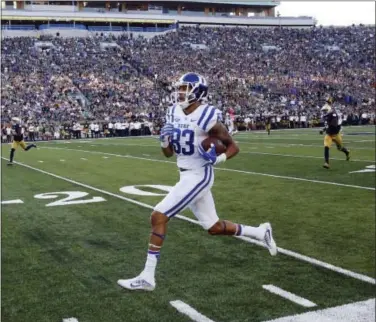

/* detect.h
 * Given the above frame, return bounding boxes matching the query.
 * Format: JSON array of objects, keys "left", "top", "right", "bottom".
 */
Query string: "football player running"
[
  {"left": 320, "top": 98, "right": 350, "bottom": 169},
  {"left": 7, "top": 117, "right": 37, "bottom": 166},
  {"left": 118, "top": 73, "right": 277, "bottom": 292}
]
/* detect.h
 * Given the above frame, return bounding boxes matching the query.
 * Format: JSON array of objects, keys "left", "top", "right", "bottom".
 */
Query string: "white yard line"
[
  {"left": 262, "top": 285, "right": 317, "bottom": 308},
  {"left": 40, "top": 147, "right": 376, "bottom": 191},
  {"left": 62, "top": 318, "right": 79, "bottom": 322},
  {"left": 1, "top": 199, "right": 24, "bottom": 204},
  {"left": 170, "top": 300, "right": 216, "bottom": 322},
  {"left": 2, "top": 157, "right": 375, "bottom": 285},
  {"left": 263, "top": 298, "right": 375, "bottom": 322}
]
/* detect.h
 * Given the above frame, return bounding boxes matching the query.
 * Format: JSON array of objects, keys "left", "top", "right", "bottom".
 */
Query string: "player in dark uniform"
[
  {"left": 265, "top": 116, "right": 272, "bottom": 135},
  {"left": 320, "top": 102, "right": 350, "bottom": 169},
  {"left": 7, "top": 118, "right": 37, "bottom": 166}
]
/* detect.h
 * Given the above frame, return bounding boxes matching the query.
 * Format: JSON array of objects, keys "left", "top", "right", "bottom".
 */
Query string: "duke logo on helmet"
[{"left": 173, "top": 73, "right": 208, "bottom": 109}]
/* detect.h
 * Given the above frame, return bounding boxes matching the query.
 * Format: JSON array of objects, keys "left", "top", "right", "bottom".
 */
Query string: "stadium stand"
[{"left": 1, "top": 25, "right": 375, "bottom": 139}]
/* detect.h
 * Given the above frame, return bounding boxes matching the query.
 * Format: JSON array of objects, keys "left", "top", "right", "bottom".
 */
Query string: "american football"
[
  {"left": 201, "top": 137, "right": 227, "bottom": 155},
  {"left": 2, "top": 1, "right": 375, "bottom": 321}
]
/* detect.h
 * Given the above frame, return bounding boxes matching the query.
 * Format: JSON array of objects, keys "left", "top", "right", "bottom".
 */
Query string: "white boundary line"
[
  {"left": 2, "top": 157, "right": 375, "bottom": 285},
  {"left": 170, "top": 300, "right": 216, "bottom": 322},
  {"left": 40, "top": 147, "right": 376, "bottom": 191},
  {"left": 262, "top": 284, "right": 317, "bottom": 308},
  {"left": 62, "top": 318, "right": 79, "bottom": 322}
]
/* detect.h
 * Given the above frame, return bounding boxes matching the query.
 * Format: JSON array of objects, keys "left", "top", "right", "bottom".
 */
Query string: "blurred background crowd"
[{"left": 1, "top": 25, "right": 375, "bottom": 141}]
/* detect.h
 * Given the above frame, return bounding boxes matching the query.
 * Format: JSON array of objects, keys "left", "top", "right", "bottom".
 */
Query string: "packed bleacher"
[{"left": 1, "top": 25, "right": 375, "bottom": 140}]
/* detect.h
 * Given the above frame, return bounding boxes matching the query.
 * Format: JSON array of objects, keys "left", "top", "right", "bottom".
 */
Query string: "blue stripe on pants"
[{"left": 165, "top": 166, "right": 212, "bottom": 218}]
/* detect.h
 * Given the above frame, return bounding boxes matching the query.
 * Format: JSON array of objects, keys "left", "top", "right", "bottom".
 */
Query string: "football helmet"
[
  {"left": 173, "top": 73, "right": 208, "bottom": 109},
  {"left": 321, "top": 103, "right": 332, "bottom": 114}
]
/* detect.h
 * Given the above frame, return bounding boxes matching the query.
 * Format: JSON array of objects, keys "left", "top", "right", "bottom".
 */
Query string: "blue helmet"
[{"left": 173, "top": 73, "right": 208, "bottom": 109}]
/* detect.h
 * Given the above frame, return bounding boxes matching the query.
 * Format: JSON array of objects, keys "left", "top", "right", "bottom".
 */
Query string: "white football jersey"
[
  {"left": 166, "top": 103, "right": 221, "bottom": 170},
  {"left": 225, "top": 117, "right": 233, "bottom": 127}
]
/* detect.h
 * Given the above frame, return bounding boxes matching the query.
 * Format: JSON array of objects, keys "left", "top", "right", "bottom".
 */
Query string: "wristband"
[{"left": 215, "top": 153, "right": 227, "bottom": 165}]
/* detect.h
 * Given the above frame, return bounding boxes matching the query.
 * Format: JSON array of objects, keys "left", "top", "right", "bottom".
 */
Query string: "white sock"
[
  {"left": 236, "top": 224, "right": 265, "bottom": 240},
  {"left": 141, "top": 251, "right": 159, "bottom": 281}
]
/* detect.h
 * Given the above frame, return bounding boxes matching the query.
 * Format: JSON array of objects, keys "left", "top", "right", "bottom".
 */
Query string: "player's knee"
[
  {"left": 208, "top": 221, "right": 223, "bottom": 235},
  {"left": 336, "top": 144, "right": 342, "bottom": 150},
  {"left": 151, "top": 211, "right": 169, "bottom": 226}
]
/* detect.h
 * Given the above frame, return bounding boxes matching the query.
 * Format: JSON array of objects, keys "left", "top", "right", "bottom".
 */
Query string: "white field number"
[
  {"left": 120, "top": 185, "right": 173, "bottom": 196},
  {"left": 34, "top": 191, "right": 106, "bottom": 207}
]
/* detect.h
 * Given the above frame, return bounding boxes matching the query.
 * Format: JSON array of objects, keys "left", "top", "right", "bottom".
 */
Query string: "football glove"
[
  {"left": 160, "top": 123, "right": 174, "bottom": 148},
  {"left": 198, "top": 143, "right": 227, "bottom": 165}
]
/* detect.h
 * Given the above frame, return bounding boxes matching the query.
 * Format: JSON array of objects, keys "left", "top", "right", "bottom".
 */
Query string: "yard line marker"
[
  {"left": 263, "top": 298, "right": 375, "bottom": 322},
  {"left": 1, "top": 199, "right": 24, "bottom": 205},
  {"left": 38, "top": 160, "right": 44, "bottom": 163},
  {"left": 60, "top": 159, "right": 65, "bottom": 162},
  {"left": 262, "top": 284, "right": 317, "bottom": 308},
  {"left": 62, "top": 318, "right": 79, "bottom": 322},
  {"left": 170, "top": 300, "right": 216, "bottom": 322},
  {"left": 102, "top": 156, "right": 109, "bottom": 159},
  {"left": 40, "top": 147, "right": 376, "bottom": 191},
  {"left": 2, "top": 157, "right": 375, "bottom": 285},
  {"left": 80, "top": 158, "right": 88, "bottom": 161}
]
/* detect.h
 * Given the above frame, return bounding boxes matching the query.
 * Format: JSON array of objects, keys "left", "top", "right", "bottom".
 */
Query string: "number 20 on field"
[{"left": 1, "top": 185, "right": 172, "bottom": 207}]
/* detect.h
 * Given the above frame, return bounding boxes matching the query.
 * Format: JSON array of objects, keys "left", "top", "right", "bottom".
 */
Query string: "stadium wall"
[
  {"left": 1, "top": 9, "right": 315, "bottom": 27},
  {"left": 1, "top": 28, "right": 176, "bottom": 39}
]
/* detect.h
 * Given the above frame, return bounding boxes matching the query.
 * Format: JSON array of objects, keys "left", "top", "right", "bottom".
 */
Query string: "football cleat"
[
  {"left": 261, "top": 223, "right": 277, "bottom": 256},
  {"left": 346, "top": 151, "right": 351, "bottom": 161},
  {"left": 323, "top": 162, "right": 330, "bottom": 169},
  {"left": 7, "top": 162, "right": 13, "bottom": 166},
  {"left": 117, "top": 275, "right": 155, "bottom": 292}
]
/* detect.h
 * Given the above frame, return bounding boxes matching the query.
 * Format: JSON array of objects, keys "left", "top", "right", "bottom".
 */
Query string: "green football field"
[{"left": 1, "top": 126, "right": 375, "bottom": 322}]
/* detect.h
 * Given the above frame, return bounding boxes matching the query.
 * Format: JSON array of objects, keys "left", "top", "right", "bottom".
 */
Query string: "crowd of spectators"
[{"left": 1, "top": 24, "right": 375, "bottom": 139}]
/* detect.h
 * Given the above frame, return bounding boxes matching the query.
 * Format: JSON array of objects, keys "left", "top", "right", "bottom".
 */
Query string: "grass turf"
[{"left": 1, "top": 126, "right": 375, "bottom": 322}]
